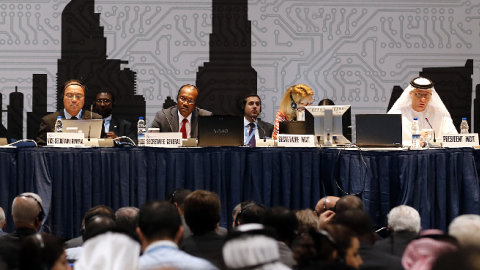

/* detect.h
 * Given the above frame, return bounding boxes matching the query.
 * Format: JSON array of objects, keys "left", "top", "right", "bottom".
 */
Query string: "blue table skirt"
[{"left": 0, "top": 147, "right": 478, "bottom": 238}]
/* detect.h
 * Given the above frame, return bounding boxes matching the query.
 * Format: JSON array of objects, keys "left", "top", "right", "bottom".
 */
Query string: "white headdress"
[{"left": 388, "top": 77, "right": 450, "bottom": 115}]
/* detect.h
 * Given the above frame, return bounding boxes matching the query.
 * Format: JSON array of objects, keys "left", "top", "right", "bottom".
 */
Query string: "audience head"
[
  {"left": 177, "top": 84, "right": 199, "bottom": 118},
  {"left": 279, "top": 84, "right": 314, "bottom": 120},
  {"left": 166, "top": 188, "right": 192, "bottom": 215},
  {"left": 262, "top": 206, "right": 298, "bottom": 246},
  {"left": 402, "top": 236, "right": 457, "bottom": 270},
  {"left": 74, "top": 232, "right": 140, "bottom": 270},
  {"left": 223, "top": 224, "right": 290, "bottom": 270},
  {"left": 335, "top": 195, "right": 364, "bottom": 214},
  {"left": 62, "top": 79, "right": 86, "bottom": 117},
  {"left": 18, "top": 233, "right": 70, "bottom": 270},
  {"left": 431, "top": 246, "right": 480, "bottom": 270},
  {"left": 328, "top": 224, "right": 363, "bottom": 269},
  {"left": 387, "top": 205, "right": 421, "bottom": 233},
  {"left": 184, "top": 190, "right": 221, "bottom": 235},
  {"left": 0, "top": 206, "right": 5, "bottom": 231},
  {"left": 83, "top": 215, "right": 116, "bottom": 242},
  {"left": 115, "top": 207, "right": 139, "bottom": 237},
  {"left": 137, "top": 200, "right": 182, "bottom": 250},
  {"left": 314, "top": 196, "right": 340, "bottom": 216},
  {"left": 448, "top": 214, "right": 480, "bottom": 247},
  {"left": 12, "top": 192, "right": 44, "bottom": 231},
  {"left": 235, "top": 203, "right": 266, "bottom": 227},
  {"left": 334, "top": 209, "right": 375, "bottom": 245},
  {"left": 295, "top": 209, "right": 320, "bottom": 235},
  {"left": 232, "top": 200, "right": 254, "bottom": 228}
]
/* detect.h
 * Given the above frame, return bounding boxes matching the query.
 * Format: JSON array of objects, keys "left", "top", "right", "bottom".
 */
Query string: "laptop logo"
[{"left": 214, "top": 129, "right": 228, "bottom": 134}]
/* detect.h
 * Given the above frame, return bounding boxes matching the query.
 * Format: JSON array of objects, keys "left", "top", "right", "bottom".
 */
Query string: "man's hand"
[
  {"left": 106, "top": 132, "right": 118, "bottom": 139},
  {"left": 319, "top": 210, "right": 336, "bottom": 228}
]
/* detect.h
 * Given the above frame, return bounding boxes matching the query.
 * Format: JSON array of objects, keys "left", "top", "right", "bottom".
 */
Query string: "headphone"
[
  {"left": 288, "top": 86, "right": 297, "bottom": 109},
  {"left": 21, "top": 194, "right": 45, "bottom": 222},
  {"left": 242, "top": 94, "right": 262, "bottom": 113}
]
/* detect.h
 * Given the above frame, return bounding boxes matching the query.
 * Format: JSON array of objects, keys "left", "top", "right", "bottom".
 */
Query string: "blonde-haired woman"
[{"left": 272, "top": 84, "right": 314, "bottom": 139}]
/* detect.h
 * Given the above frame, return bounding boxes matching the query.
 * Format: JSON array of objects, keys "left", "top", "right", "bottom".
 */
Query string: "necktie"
[
  {"left": 180, "top": 118, "right": 188, "bottom": 139},
  {"left": 248, "top": 122, "right": 256, "bottom": 147},
  {"left": 71, "top": 116, "right": 78, "bottom": 120}
]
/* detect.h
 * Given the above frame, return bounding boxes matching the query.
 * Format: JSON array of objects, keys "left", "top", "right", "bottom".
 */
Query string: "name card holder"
[
  {"left": 47, "top": 132, "right": 85, "bottom": 147},
  {"left": 145, "top": 132, "right": 182, "bottom": 148},
  {"left": 277, "top": 134, "right": 315, "bottom": 147},
  {"left": 442, "top": 133, "right": 479, "bottom": 148}
]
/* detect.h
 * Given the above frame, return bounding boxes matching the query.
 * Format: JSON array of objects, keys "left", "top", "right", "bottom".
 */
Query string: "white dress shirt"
[
  {"left": 244, "top": 117, "right": 260, "bottom": 144},
  {"left": 64, "top": 109, "right": 83, "bottom": 119},
  {"left": 103, "top": 114, "right": 112, "bottom": 133}
]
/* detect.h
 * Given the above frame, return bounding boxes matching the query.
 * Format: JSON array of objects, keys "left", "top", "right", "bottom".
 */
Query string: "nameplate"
[
  {"left": 145, "top": 132, "right": 182, "bottom": 147},
  {"left": 277, "top": 135, "right": 315, "bottom": 147},
  {"left": 47, "top": 132, "right": 85, "bottom": 147},
  {"left": 442, "top": 134, "right": 479, "bottom": 148}
]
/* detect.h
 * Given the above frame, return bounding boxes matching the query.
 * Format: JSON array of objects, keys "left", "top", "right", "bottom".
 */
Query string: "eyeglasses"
[
  {"left": 65, "top": 93, "right": 84, "bottom": 100},
  {"left": 179, "top": 96, "right": 195, "bottom": 105},
  {"left": 412, "top": 92, "right": 432, "bottom": 99},
  {"left": 96, "top": 99, "right": 112, "bottom": 105}
]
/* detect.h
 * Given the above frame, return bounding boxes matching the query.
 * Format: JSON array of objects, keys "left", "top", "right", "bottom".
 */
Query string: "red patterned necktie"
[{"left": 180, "top": 118, "right": 188, "bottom": 138}]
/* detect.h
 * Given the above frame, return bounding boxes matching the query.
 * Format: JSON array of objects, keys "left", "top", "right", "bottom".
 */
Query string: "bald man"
[
  {"left": 0, "top": 207, "right": 6, "bottom": 237},
  {"left": 0, "top": 193, "right": 44, "bottom": 270},
  {"left": 314, "top": 196, "right": 340, "bottom": 216}
]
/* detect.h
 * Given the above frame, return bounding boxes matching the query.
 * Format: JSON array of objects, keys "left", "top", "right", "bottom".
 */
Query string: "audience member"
[
  {"left": 167, "top": 188, "right": 192, "bottom": 238},
  {"left": 65, "top": 204, "right": 116, "bottom": 248},
  {"left": 18, "top": 233, "right": 70, "bottom": 270},
  {"left": 0, "top": 192, "right": 44, "bottom": 270},
  {"left": 296, "top": 209, "right": 320, "bottom": 235},
  {"left": 137, "top": 200, "right": 217, "bottom": 270},
  {"left": 0, "top": 207, "right": 6, "bottom": 237},
  {"left": 314, "top": 196, "right": 340, "bottom": 216},
  {"left": 66, "top": 215, "right": 116, "bottom": 262},
  {"left": 431, "top": 246, "right": 480, "bottom": 270},
  {"left": 293, "top": 224, "right": 361, "bottom": 269},
  {"left": 74, "top": 231, "right": 140, "bottom": 270},
  {"left": 223, "top": 224, "right": 290, "bottom": 270},
  {"left": 234, "top": 203, "right": 266, "bottom": 227},
  {"left": 402, "top": 236, "right": 457, "bottom": 270},
  {"left": 115, "top": 206, "right": 140, "bottom": 240},
  {"left": 261, "top": 206, "right": 298, "bottom": 268},
  {"left": 448, "top": 214, "right": 480, "bottom": 247},
  {"left": 182, "top": 190, "right": 226, "bottom": 269},
  {"left": 231, "top": 201, "right": 253, "bottom": 228},
  {"left": 375, "top": 205, "right": 421, "bottom": 257},
  {"left": 335, "top": 195, "right": 364, "bottom": 214},
  {"left": 335, "top": 209, "right": 403, "bottom": 270}
]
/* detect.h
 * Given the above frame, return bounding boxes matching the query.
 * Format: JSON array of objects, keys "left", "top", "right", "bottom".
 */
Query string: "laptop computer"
[
  {"left": 355, "top": 114, "right": 402, "bottom": 147},
  {"left": 62, "top": 119, "right": 103, "bottom": 139},
  {"left": 198, "top": 116, "right": 244, "bottom": 147}
]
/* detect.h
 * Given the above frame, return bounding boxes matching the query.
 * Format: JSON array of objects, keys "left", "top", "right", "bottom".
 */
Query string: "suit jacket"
[
  {"left": 36, "top": 110, "right": 104, "bottom": 145},
  {"left": 181, "top": 231, "right": 226, "bottom": 270},
  {"left": 65, "top": 235, "right": 84, "bottom": 249},
  {"left": 374, "top": 231, "right": 417, "bottom": 258},
  {"left": 109, "top": 116, "right": 136, "bottom": 141},
  {"left": 359, "top": 243, "right": 404, "bottom": 270},
  {"left": 257, "top": 118, "right": 274, "bottom": 139},
  {"left": 150, "top": 106, "right": 213, "bottom": 138},
  {"left": 0, "top": 227, "right": 37, "bottom": 270}
]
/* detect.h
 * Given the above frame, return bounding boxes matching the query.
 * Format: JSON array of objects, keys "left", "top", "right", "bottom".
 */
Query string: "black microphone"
[
  {"left": 163, "top": 109, "right": 174, "bottom": 132},
  {"left": 425, "top": 118, "right": 436, "bottom": 142},
  {"left": 88, "top": 104, "right": 93, "bottom": 141},
  {"left": 255, "top": 119, "right": 267, "bottom": 142}
]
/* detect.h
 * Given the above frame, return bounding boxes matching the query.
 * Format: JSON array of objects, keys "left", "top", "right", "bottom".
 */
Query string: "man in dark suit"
[
  {"left": 36, "top": 79, "right": 103, "bottom": 145},
  {"left": 181, "top": 190, "right": 226, "bottom": 270},
  {"left": 0, "top": 193, "right": 44, "bottom": 270},
  {"left": 242, "top": 94, "right": 274, "bottom": 147},
  {"left": 0, "top": 207, "right": 6, "bottom": 237},
  {"left": 150, "top": 84, "right": 212, "bottom": 138},
  {"left": 95, "top": 89, "right": 136, "bottom": 141}
]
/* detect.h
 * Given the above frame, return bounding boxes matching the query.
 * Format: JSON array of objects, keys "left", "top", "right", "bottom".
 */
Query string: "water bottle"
[
  {"left": 137, "top": 117, "right": 146, "bottom": 146},
  {"left": 411, "top": 118, "right": 421, "bottom": 149},
  {"left": 54, "top": 116, "right": 63, "bottom": 132},
  {"left": 460, "top": 118, "right": 469, "bottom": 134}
]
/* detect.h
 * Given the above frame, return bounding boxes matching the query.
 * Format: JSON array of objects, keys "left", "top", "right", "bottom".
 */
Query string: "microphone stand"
[
  {"left": 425, "top": 118, "right": 441, "bottom": 148},
  {"left": 88, "top": 104, "right": 93, "bottom": 142}
]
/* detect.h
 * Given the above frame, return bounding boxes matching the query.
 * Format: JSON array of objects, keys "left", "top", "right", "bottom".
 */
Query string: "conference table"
[{"left": 0, "top": 146, "right": 478, "bottom": 239}]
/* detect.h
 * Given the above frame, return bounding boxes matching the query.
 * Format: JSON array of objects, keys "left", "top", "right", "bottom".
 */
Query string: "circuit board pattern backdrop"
[{"left": 0, "top": 0, "right": 479, "bottom": 138}]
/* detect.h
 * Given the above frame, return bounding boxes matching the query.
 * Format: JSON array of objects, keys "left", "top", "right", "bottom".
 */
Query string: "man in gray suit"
[
  {"left": 151, "top": 84, "right": 212, "bottom": 138},
  {"left": 243, "top": 94, "right": 274, "bottom": 147}
]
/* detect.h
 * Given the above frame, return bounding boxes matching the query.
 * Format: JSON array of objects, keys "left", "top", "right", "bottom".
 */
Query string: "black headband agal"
[{"left": 410, "top": 77, "right": 434, "bottom": 90}]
